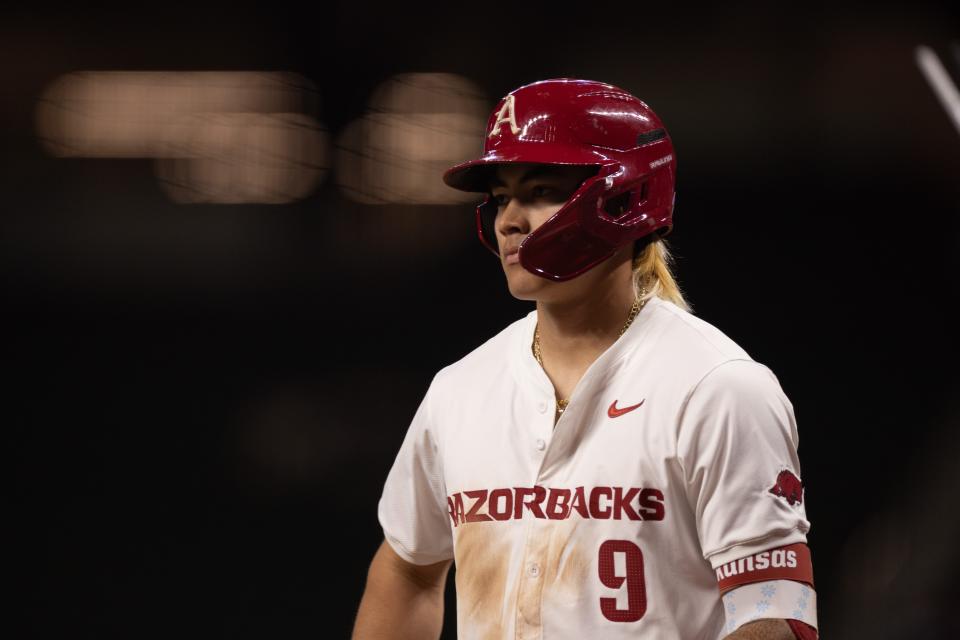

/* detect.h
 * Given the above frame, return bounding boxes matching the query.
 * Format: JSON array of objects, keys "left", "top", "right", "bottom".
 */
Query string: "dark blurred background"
[{"left": 5, "top": 2, "right": 959, "bottom": 638}]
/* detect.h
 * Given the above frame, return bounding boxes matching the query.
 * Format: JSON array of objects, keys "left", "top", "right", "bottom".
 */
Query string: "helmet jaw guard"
[
  {"left": 447, "top": 79, "right": 677, "bottom": 281},
  {"left": 517, "top": 168, "right": 619, "bottom": 281},
  {"left": 522, "top": 139, "right": 675, "bottom": 282}
]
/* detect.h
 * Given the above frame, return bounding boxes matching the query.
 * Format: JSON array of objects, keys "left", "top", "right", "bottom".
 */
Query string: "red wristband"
[{"left": 715, "top": 543, "right": 814, "bottom": 593}]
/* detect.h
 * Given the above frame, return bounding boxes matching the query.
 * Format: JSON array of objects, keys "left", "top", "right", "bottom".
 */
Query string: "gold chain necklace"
[{"left": 533, "top": 289, "right": 647, "bottom": 417}]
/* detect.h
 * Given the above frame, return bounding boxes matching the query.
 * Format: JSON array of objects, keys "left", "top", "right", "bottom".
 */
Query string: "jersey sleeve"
[
  {"left": 676, "top": 359, "right": 811, "bottom": 567},
  {"left": 377, "top": 375, "right": 454, "bottom": 565}
]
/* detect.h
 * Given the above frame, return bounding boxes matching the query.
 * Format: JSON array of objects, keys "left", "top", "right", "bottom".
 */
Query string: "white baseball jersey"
[{"left": 378, "top": 296, "right": 812, "bottom": 639}]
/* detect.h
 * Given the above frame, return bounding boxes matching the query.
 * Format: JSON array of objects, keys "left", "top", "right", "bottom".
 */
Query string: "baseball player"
[{"left": 353, "top": 79, "right": 818, "bottom": 639}]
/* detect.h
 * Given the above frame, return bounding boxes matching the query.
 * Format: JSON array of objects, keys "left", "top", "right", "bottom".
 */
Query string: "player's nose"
[{"left": 495, "top": 198, "right": 531, "bottom": 242}]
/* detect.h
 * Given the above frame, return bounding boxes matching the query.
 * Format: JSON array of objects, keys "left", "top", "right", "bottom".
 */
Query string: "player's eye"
[
  {"left": 530, "top": 185, "right": 554, "bottom": 198},
  {"left": 492, "top": 193, "right": 509, "bottom": 206}
]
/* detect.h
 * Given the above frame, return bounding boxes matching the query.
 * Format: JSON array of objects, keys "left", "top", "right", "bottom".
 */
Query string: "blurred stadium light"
[
  {"left": 154, "top": 112, "right": 327, "bottom": 204},
  {"left": 35, "top": 71, "right": 328, "bottom": 204},
  {"left": 336, "top": 73, "right": 487, "bottom": 205}
]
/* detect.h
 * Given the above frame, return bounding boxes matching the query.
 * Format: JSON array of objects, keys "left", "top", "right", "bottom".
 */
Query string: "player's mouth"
[{"left": 503, "top": 246, "right": 520, "bottom": 265}]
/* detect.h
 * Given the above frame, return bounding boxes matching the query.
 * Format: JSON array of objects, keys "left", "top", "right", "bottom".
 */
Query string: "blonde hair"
[{"left": 632, "top": 238, "right": 691, "bottom": 312}]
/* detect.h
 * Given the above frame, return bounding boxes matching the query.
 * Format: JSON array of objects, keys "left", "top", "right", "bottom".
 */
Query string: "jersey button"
[
  {"left": 529, "top": 564, "right": 540, "bottom": 577},
  {"left": 535, "top": 439, "right": 546, "bottom": 451},
  {"left": 537, "top": 400, "right": 547, "bottom": 413}
]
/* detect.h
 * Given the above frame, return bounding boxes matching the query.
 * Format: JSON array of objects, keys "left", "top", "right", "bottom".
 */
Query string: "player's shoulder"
[
  {"left": 644, "top": 298, "right": 789, "bottom": 403},
  {"left": 636, "top": 296, "right": 789, "bottom": 395},
  {"left": 648, "top": 297, "right": 751, "bottom": 361},
  {"left": 430, "top": 310, "right": 533, "bottom": 392}
]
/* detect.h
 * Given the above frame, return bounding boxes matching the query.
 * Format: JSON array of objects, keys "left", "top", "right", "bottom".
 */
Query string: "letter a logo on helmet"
[
  {"left": 488, "top": 95, "right": 520, "bottom": 138},
  {"left": 444, "top": 78, "right": 677, "bottom": 282}
]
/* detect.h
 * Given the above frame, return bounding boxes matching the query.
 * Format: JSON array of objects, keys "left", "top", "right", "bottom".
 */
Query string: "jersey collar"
[{"left": 509, "top": 296, "right": 663, "bottom": 401}]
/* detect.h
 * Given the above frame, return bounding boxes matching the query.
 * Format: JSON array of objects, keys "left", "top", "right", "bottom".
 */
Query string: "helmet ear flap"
[
  {"left": 602, "top": 179, "right": 650, "bottom": 220},
  {"left": 603, "top": 191, "right": 633, "bottom": 219}
]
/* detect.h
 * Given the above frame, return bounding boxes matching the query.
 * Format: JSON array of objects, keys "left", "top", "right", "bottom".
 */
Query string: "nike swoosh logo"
[{"left": 608, "top": 399, "right": 645, "bottom": 418}]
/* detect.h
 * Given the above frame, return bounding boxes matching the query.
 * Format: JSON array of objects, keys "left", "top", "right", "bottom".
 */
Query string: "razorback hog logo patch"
[{"left": 769, "top": 470, "right": 803, "bottom": 505}]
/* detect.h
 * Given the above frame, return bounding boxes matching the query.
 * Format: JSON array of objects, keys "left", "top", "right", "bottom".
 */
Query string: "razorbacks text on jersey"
[{"left": 379, "top": 296, "right": 815, "bottom": 639}]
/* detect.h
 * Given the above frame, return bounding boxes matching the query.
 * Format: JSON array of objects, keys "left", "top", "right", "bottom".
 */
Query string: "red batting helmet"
[{"left": 443, "top": 78, "right": 676, "bottom": 282}]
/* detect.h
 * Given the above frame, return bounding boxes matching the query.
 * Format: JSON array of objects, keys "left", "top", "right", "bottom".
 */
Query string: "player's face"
[{"left": 491, "top": 163, "right": 628, "bottom": 302}]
